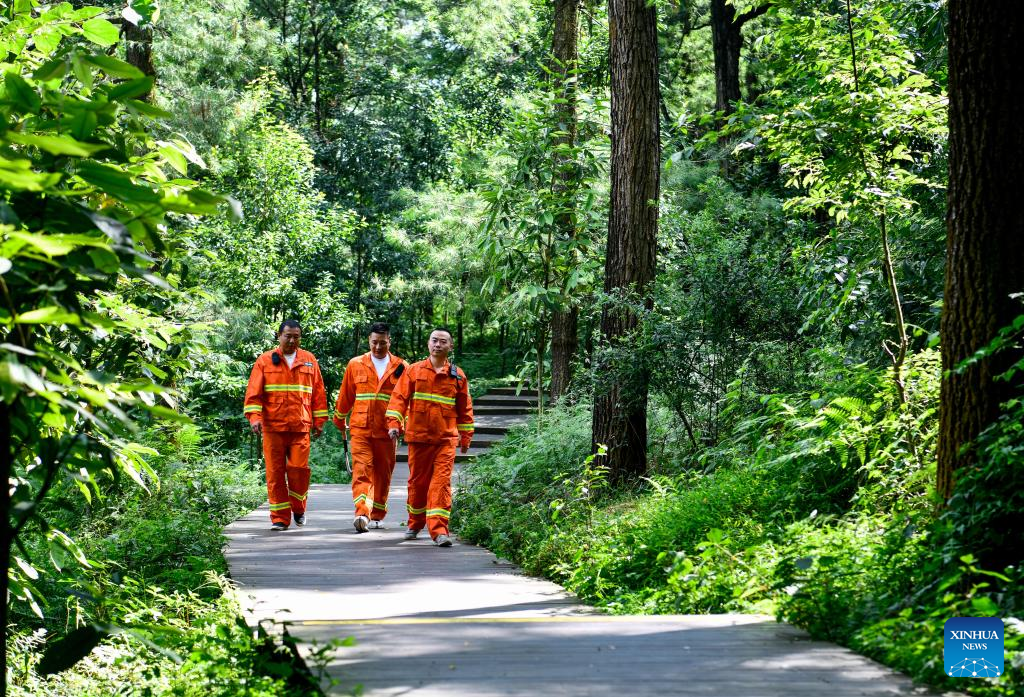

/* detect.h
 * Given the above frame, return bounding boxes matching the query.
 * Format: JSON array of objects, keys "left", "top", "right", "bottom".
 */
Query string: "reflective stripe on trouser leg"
[
  {"left": 350, "top": 435, "right": 374, "bottom": 518},
  {"left": 407, "top": 441, "right": 455, "bottom": 539},
  {"left": 406, "top": 442, "right": 434, "bottom": 532},
  {"left": 284, "top": 431, "right": 310, "bottom": 516},
  {"left": 263, "top": 431, "right": 291, "bottom": 525},
  {"left": 369, "top": 436, "right": 397, "bottom": 521}
]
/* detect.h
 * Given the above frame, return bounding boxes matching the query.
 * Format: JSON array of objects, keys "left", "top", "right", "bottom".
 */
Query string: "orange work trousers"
[
  {"left": 351, "top": 435, "right": 397, "bottom": 520},
  {"left": 262, "top": 431, "right": 311, "bottom": 525},
  {"left": 406, "top": 440, "right": 456, "bottom": 539}
]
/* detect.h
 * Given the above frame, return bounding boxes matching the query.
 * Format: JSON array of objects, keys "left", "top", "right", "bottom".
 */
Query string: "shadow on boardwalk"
[{"left": 225, "top": 480, "right": 950, "bottom": 696}]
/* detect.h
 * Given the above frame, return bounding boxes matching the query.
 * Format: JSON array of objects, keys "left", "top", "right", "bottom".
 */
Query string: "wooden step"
[
  {"left": 396, "top": 446, "right": 491, "bottom": 463},
  {"left": 488, "top": 386, "right": 548, "bottom": 398},
  {"left": 474, "top": 394, "right": 543, "bottom": 408},
  {"left": 473, "top": 405, "right": 536, "bottom": 416}
]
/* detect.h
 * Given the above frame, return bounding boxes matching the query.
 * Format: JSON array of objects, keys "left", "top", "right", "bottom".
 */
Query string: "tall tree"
[
  {"left": 709, "top": 0, "right": 769, "bottom": 118},
  {"left": 937, "top": 1, "right": 1024, "bottom": 502},
  {"left": 592, "top": 0, "right": 660, "bottom": 480},
  {"left": 549, "top": 0, "right": 580, "bottom": 401}
]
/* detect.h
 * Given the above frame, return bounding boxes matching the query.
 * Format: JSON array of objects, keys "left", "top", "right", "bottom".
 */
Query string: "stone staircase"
[{"left": 395, "top": 386, "right": 544, "bottom": 463}]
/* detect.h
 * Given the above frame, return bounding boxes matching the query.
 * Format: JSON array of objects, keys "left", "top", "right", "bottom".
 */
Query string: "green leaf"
[
  {"left": 0, "top": 159, "right": 62, "bottom": 191},
  {"left": 158, "top": 145, "right": 188, "bottom": 175},
  {"left": 69, "top": 109, "right": 99, "bottom": 140},
  {"left": 5, "top": 132, "right": 108, "bottom": 157},
  {"left": 39, "top": 625, "right": 107, "bottom": 675},
  {"left": 125, "top": 99, "right": 172, "bottom": 118},
  {"left": 16, "top": 307, "right": 81, "bottom": 325},
  {"left": 33, "top": 35, "right": 64, "bottom": 63},
  {"left": 81, "top": 18, "right": 120, "bottom": 47},
  {"left": 970, "top": 596, "right": 999, "bottom": 616},
  {"left": 87, "top": 248, "right": 120, "bottom": 273},
  {"left": 141, "top": 403, "right": 192, "bottom": 423},
  {"left": 107, "top": 77, "right": 153, "bottom": 101},
  {"left": 76, "top": 162, "right": 161, "bottom": 203},
  {"left": 33, "top": 55, "right": 70, "bottom": 85},
  {"left": 84, "top": 54, "right": 145, "bottom": 79},
  {"left": 4, "top": 72, "right": 41, "bottom": 113}
]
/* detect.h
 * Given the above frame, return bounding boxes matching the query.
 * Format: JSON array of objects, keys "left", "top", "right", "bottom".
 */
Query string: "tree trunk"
[
  {"left": 550, "top": 308, "right": 578, "bottom": 400},
  {"left": 549, "top": 0, "right": 580, "bottom": 402},
  {"left": 313, "top": 21, "right": 322, "bottom": 135},
  {"left": 710, "top": 0, "right": 743, "bottom": 117},
  {"left": 457, "top": 270, "right": 468, "bottom": 355},
  {"left": 938, "top": 1, "right": 1024, "bottom": 502},
  {"left": 592, "top": 0, "right": 660, "bottom": 482},
  {"left": 123, "top": 21, "right": 155, "bottom": 102},
  {"left": 709, "top": 1, "right": 769, "bottom": 173}
]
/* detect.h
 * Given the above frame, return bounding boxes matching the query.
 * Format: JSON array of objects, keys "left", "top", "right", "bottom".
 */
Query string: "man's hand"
[
  {"left": 312, "top": 424, "right": 324, "bottom": 440},
  {"left": 250, "top": 420, "right": 263, "bottom": 435},
  {"left": 388, "top": 427, "right": 399, "bottom": 441},
  {"left": 460, "top": 444, "right": 469, "bottom": 454}
]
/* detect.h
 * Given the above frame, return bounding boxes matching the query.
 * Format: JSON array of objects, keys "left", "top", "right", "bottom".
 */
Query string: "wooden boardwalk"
[{"left": 224, "top": 390, "right": 948, "bottom": 696}]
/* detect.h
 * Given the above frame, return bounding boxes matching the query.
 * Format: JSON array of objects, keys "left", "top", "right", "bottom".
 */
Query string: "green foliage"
[
  {"left": 155, "top": 0, "right": 280, "bottom": 152},
  {"left": 479, "top": 80, "right": 608, "bottom": 322},
  {"left": 648, "top": 164, "right": 811, "bottom": 448},
  {"left": 743, "top": 0, "right": 947, "bottom": 223},
  {"left": 8, "top": 576, "right": 333, "bottom": 696},
  {"left": 188, "top": 91, "right": 362, "bottom": 383},
  {"left": 1, "top": 0, "right": 227, "bottom": 618}
]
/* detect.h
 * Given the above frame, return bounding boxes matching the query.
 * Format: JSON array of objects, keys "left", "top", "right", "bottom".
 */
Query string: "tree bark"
[
  {"left": 710, "top": 0, "right": 743, "bottom": 117},
  {"left": 709, "top": 0, "right": 769, "bottom": 173},
  {"left": 123, "top": 20, "right": 155, "bottom": 102},
  {"left": 549, "top": 0, "right": 580, "bottom": 402},
  {"left": 938, "top": 1, "right": 1024, "bottom": 503},
  {"left": 592, "top": 0, "right": 660, "bottom": 482}
]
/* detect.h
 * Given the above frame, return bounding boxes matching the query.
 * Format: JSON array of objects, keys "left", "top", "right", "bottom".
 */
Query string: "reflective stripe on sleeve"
[
  {"left": 457, "top": 423, "right": 474, "bottom": 431},
  {"left": 244, "top": 405, "right": 263, "bottom": 414},
  {"left": 385, "top": 409, "right": 405, "bottom": 426}
]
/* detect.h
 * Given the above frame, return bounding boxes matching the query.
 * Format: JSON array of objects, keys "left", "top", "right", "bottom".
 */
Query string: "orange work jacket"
[
  {"left": 243, "top": 348, "right": 329, "bottom": 433},
  {"left": 386, "top": 359, "right": 474, "bottom": 448},
  {"left": 332, "top": 352, "right": 407, "bottom": 439}
]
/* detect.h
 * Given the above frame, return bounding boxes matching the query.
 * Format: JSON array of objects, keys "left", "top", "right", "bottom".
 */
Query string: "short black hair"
[
  {"left": 278, "top": 319, "right": 301, "bottom": 334},
  {"left": 369, "top": 322, "right": 390, "bottom": 336},
  {"left": 429, "top": 327, "right": 453, "bottom": 340}
]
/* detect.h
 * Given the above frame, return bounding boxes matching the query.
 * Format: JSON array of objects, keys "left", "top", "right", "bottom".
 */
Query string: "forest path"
[{"left": 224, "top": 390, "right": 945, "bottom": 696}]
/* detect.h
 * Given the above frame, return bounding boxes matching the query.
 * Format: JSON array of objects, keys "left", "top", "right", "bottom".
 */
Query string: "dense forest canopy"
[{"left": 1, "top": 0, "right": 1021, "bottom": 695}]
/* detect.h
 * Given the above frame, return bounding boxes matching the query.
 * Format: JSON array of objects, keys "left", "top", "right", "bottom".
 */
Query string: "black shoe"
[
  {"left": 294, "top": 513, "right": 306, "bottom": 526},
  {"left": 271, "top": 522, "right": 288, "bottom": 532}
]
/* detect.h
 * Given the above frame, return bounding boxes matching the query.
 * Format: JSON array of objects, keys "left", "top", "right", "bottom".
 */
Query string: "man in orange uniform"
[
  {"left": 333, "top": 322, "right": 408, "bottom": 533},
  {"left": 244, "top": 320, "right": 329, "bottom": 531},
  {"left": 386, "top": 328, "right": 473, "bottom": 547}
]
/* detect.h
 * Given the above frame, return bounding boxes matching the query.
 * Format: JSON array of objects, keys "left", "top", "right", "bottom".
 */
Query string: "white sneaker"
[
  {"left": 368, "top": 520, "right": 386, "bottom": 529},
  {"left": 353, "top": 516, "right": 369, "bottom": 533},
  {"left": 403, "top": 528, "right": 420, "bottom": 540},
  {"left": 433, "top": 534, "right": 453, "bottom": 547}
]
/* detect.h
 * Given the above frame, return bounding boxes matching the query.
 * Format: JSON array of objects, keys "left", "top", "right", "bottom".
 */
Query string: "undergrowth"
[
  {"left": 8, "top": 424, "right": 345, "bottom": 696},
  {"left": 454, "top": 348, "right": 1022, "bottom": 696}
]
